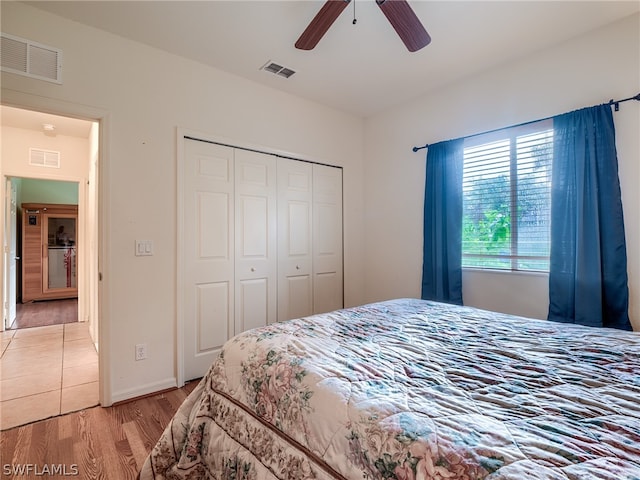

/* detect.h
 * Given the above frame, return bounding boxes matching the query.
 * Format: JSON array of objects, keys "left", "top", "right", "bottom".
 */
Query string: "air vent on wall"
[
  {"left": 260, "top": 60, "right": 296, "bottom": 79},
  {"left": 29, "top": 148, "right": 61, "bottom": 168},
  {"left": 1, "top": 33, "right": 62, "bottom": 84}
]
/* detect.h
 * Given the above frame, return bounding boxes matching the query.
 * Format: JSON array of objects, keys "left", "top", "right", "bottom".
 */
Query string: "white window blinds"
[{"left": 462, "top": 120, "right": 553, "bottom": 271}]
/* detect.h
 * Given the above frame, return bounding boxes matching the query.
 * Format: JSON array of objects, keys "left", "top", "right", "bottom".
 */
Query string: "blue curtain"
[
  {"left": 421, "top": 139, "right": 464, "bottom": 305},
  {"left": 548, "top": 104, "right": 631, "bottom": 330}
]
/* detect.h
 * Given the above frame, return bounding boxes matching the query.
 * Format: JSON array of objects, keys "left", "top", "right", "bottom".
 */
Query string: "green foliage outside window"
[
  {"left": 462, "top": 129, "right": 552, "bottom": 271},
  {"left": 462, "top": 174, "right": 512, "bottom": 269}
]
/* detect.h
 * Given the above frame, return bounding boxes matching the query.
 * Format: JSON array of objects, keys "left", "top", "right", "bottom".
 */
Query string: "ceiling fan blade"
[
  {"left": 376, "top": 0, "right": 431, "bottom": 52},
  {"left": 295, "top": 0, "right": 351, "bottom": 50}
]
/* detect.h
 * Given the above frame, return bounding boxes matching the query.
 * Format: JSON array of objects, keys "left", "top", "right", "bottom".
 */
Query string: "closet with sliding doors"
[
  {"left": 182, "top": 138, "right": 344, "bottom": 380},
  {"left": 21, "top": 203, "right": 78, "bottom": 303}
]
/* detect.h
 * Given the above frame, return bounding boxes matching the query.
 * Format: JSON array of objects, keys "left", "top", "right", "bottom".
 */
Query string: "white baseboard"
[{"left": 111, "top": 377, "right": 177, "bottom": 404}]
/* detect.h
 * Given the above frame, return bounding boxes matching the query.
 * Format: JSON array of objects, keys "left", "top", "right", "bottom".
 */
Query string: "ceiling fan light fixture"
[
  {"left": 376, "top": 0, "right": 431, "bottom": 52},
  {"left": 295, "top": 0, "right": 351, "bottom": 50},
  {"left": 295, "top": 0, "right": 430, "bottom": 52}
]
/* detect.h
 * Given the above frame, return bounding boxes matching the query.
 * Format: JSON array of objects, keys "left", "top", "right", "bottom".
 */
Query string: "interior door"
[
  {"left": 277, "top": 158, "right": 313, "bottom": 322},
  {"left": 183, "top": 139, "right": 235, "bottom": 381},
  {"left": 4, "top": 178, "right": 17, "bottom": 329},
  {"left": 312, "top": 164, "right": 343, "bottom": 314},
  {"left": 234, "top": 149, "right": 277, "bottom": 333}
]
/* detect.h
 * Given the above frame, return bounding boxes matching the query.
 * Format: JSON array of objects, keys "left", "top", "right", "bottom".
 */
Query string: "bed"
[{"left": 139, "top": 298, "right": 640, "bottom": 479}]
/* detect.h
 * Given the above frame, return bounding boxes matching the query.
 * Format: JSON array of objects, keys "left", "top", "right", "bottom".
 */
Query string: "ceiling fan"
[{"left": 295, "top": 0, "right": 431, "bottom": 52}]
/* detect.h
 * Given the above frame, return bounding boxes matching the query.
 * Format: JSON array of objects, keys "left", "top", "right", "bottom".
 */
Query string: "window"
[{"left": 462, "top": 120, "right": 553, "bottom": 272}]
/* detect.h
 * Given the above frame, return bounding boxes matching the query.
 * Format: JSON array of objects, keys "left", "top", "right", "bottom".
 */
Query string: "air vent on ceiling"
[
  {"left": 1, "top": 33, "right": 62, "bottom": 84},
  {"left": 260, "top": 61, "right": 296, "bottom": 79},
  {"left": 29, "top": 148, "right": 61, "bottom": 168}
]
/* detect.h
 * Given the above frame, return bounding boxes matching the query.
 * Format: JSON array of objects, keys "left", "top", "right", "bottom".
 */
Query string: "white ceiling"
[
  {"left": 16, "top": 1, "right": 640, "bottom": 118},
  {"left": 1, "top": 105, "right": 94, "bottom": 138}
]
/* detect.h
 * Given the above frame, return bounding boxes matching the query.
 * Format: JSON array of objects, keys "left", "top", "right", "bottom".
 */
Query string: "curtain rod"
[{"left": 411, "top": 93, "right": 640, "bottom": 153}]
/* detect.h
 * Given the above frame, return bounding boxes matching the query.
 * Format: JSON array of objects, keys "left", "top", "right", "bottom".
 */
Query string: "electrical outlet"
[{"left": 135, "top": 343, "right": 147, "bottom": 361}]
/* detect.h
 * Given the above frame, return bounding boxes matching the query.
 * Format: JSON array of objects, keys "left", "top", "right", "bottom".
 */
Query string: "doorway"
[
  {"left": 8, "top": 178, "right": 80, "bottom": 323},
  {"left": 9, "top": 178, "right": 80, "bottom": 330},
  {"left": 0, "top": 105, "right": 101, "bottom": 429}
]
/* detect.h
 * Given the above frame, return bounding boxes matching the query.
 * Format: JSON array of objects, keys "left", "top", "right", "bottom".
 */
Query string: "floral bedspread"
[{"left": 139, "top": 298, "right": 640, "bottom": 479}]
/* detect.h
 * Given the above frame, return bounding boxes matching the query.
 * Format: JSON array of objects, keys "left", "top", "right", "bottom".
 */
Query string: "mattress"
[{"left": 139, "top": 298, "right": 640, "bottom": 479}]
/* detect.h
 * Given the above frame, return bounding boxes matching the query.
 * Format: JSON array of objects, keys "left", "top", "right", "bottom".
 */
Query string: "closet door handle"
[{"left": 250, "top": 267, "right": 256, "bottom": 272}]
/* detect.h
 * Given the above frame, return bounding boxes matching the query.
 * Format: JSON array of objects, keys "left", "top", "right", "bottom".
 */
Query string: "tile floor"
[{"left": 0, "top": 322, "right": 99, "bottom": 430}]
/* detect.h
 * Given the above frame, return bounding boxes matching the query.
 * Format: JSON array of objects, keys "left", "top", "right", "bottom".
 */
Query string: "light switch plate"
[{"left": 135, "top": 240, "right": 154, "bottom": 256}]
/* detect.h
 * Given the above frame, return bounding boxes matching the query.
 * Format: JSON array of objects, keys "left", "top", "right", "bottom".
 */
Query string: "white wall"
[
  {"left": 2, "top": 126, "right": 90, "bottom": 181},
  {"left": 1, "top": 2, "right": 366, "bottom": 403},
  {"left": 20, "top": 178, "right": 79, "bottom": 204},
  {"left": 364, "top": 13, "right": 640, "bottom": 330},
  {"left": 3, "top": 4, "right": 636, "bottom": 407}
]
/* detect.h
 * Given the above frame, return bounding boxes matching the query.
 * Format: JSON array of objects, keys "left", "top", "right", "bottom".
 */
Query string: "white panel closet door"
[
  {"left": 234, "top": 149, "right": 277, "bottom": 332},
  {"left": 277, "top": 158, "right": 313, "bottom": 322},
  {"left": 312, "top": 164, "right": 343, "bottom": 314},
  {"left": 183, "top": 139, "right": 235, "bottom": 381}
]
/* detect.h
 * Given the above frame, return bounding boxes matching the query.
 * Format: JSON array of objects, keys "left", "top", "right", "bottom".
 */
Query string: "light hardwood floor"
[
  {"left": 2, "top": 299, "right": 201, "bottom": 478},
  {"left": 0, "top": 381, "right": 199, "bottom": 479},
  {"left": 13, "top": 298, "right": 79, "bottom": 329}
]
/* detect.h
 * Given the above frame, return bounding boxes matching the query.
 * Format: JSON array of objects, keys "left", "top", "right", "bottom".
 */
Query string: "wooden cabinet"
[{"left": 21, "top": 203, "right": 78, "bottom": 303}]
